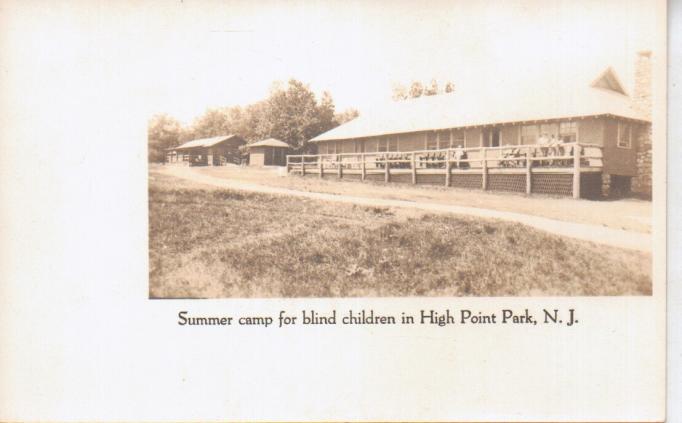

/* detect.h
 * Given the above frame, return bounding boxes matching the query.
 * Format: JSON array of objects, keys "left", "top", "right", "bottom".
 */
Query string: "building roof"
[
  {"left": 248, "top": 138, "right": 291, "bottom": 148},
  {"left": 310, "top": 67, "right": 649, "bottom": 143},
  {"left": 174, "top": 134, "right": 242, "bottom": 150}
]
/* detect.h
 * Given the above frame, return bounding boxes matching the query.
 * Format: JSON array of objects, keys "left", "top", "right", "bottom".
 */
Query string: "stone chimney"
[
  {"left": 632, "top": 50, "right": 652, "bottom": 120},
  {"left": 631, "top": 50, "right": 652, "bottom": 198}
]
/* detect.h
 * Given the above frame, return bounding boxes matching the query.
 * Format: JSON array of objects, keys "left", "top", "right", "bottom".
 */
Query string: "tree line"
[
  {"left": 391, "top": 79, "right": 455, "bottom": 101},
  {"left": 148, "top": 79, "right": 359, "bottom": 162}
]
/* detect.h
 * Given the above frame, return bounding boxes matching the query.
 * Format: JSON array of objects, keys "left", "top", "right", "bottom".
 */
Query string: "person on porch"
[{"left": 454, "top": 144, "right": 468, "bottom": 169}]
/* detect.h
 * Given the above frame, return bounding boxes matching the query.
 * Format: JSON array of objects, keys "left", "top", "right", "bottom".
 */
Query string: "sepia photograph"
[
  {"left": 0, "top": 0, "right": 671, "bottom": 421},
  {"left": 147, "top": 1, "right": 656, "bottom": 299}
]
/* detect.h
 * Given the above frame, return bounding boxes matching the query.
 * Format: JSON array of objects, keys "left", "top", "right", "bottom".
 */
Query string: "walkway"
[{"left": 162, "top": 166, "right": 652, "bottom": 253}]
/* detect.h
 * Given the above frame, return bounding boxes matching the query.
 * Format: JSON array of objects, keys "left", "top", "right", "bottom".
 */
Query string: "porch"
[{"left": 286, "top": 143, "right": 604, "bottom": 199}]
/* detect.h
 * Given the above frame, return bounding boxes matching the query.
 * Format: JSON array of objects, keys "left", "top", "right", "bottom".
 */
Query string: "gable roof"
[
  {"left": 311, "top": 67, "right": 648, "bottom": 143},
  {"left": 248, "top": 138, "right": 290, "bottom": 148},
  {"left": 174, "top": 134, "right": 243, "bottom": 150},
  {"left": 590, "top": 67, "right": 628, "bottom": 95}
]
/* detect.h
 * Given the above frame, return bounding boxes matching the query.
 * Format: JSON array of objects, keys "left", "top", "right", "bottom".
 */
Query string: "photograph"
[
  {"left": 0, "top": 0, "right": 671, "bottom": 421},
  {"left": 147, "top": 0, "right": 655, "bottom": 299}
]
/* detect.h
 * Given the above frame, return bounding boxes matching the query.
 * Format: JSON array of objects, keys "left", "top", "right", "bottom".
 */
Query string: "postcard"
[{"left": 0, "top": 0, "right": 668, "bottom": 421}]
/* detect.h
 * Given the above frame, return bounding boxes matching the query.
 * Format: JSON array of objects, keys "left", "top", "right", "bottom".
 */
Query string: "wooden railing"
[{"left": 286, "top": 143, "right": 603, "bottom": 199}]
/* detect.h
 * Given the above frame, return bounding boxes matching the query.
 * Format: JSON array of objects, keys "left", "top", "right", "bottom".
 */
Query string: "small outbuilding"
[
  {"left": 166, "top": 134, "right": 246, "bottom": 166},
  {"left": 248, "top": 138, "right": 291, "bottom": 166}
]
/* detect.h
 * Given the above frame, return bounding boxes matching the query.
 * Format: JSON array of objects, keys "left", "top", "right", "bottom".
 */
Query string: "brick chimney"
[{"left": 633, "top": 50, "right": 652, "bottom": 120}]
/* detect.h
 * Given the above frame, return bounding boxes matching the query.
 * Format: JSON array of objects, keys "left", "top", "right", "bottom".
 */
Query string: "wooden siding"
[
  {"left": 601, "top": 117, "right": 639, "bottom": 176},
  {"left": 250, "top": 146, "right": 287, "bottom": 166},
  {"left": 249, "top": 148, "right": 266, "bottom": 166}
]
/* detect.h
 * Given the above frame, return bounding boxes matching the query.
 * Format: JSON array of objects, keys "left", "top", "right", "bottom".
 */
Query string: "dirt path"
[{"left": 162, "top": 166, "right": 651, "bottom": 253}]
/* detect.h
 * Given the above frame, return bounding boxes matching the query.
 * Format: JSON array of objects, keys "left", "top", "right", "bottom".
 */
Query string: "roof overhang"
[{"left": 310, "top": 113, "right": 650, "bottom": 143}]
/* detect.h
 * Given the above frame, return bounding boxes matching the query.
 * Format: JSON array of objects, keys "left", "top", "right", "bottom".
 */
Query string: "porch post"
[
  {"left": 384, "top": 155, "right": 390, "bottom": 183},
  {"left": 301, "top": 156, "right": 306, "bottom": 176},
  {"left": 361, "top": 153, "right": 366, "bottom": 181},
  {"left": 445, "top": 151, "right": 451, "bottom": 187},
  {"left": 337, "top": 156, "right": 342, "bottom": 179},
  {"left": 573, "top": 144, "right": 581, "bottom": 199},
  {"left": 411, "top": 152, "right": 417, "bottom": 184},
  {"left": 525, "top": 147, "right": 532, "bottom": 195},
  {"left": 481, "top": 148, "right": 488, "bottom": 190},
  {"left": 319, "top": 157, "right": 323, "bottom": 178}
]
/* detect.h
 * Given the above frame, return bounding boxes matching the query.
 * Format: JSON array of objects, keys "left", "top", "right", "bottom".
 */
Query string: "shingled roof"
[
  {"left": 248, "top": 138, "right": 290, "bottom": 148},
  {"left": 311, "top": 67, "right": 649, "bottom": 143},
  {"left": 174, "top": 135, "right": 242, "bottom": 150}
]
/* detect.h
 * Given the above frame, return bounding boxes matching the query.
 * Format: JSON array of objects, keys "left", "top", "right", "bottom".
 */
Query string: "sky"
[{"left": 110, "top": 0, "right": 658, "bottom": 124}]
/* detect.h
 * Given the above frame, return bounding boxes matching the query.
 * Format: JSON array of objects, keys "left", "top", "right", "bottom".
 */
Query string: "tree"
[
  {"left": 189, "top": 107, "right": 232, "bottom": 139},
  {"left": 409, "top": 81, "right": 424, "bottom": 98},
  {"left": 392, "top": 79, "right": 456, "bottom": 101},
  {"left": 424, "top": 79, "right": 439, "bottom": 96},
  {"left": 391, "top": 82, "right": 409, "bottom": 101},
  {"left": 334, "top": 108, "right": 359, "bottom": 125},
  {"left": 155, "top": 78, "right": 345, "bottom": 155},
  {"left": 261, "top": 79, "right": 337, "bottom": 151},
  {"left": 147, "top": 113, "right": 182, "bottom": 162}
]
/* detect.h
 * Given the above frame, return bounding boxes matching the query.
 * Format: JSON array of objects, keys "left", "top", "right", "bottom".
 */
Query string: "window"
[
  {"left": 540, "top": 123, "right": 559, "bottom": 139},
  {"left": 452, "top": 130, "right": 465, "bottom": 148},
  {"left": 426, "top": 132, "right": 438, "bottom": 150},
  {"left": 490, "top": 129, "right": 500, "bottom": 147},
  {"left": 388, "top": 136, "right": 398, "bottom": 152},
  {"left": 521, "top": 125, "right": 538, "bottom": 144},
  {"left": 617, "top": 122, "right": 632, "bottom": 148},
  {"left": 378, "top": 137, "right": 388, "bottom": 152},
  {"left": 437, "top": 131, "right": 450, "bottom": 148},
  {"left": 559, "top": 121, "right": 577, "bottom": 143},
  {"left": 362, "top": 139, "right": 375, "bottom": 152}
]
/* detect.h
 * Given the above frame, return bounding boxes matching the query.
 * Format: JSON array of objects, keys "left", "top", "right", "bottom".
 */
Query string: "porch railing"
[{"left": 286, "top": 142, "right": 603, "bottom": 199}]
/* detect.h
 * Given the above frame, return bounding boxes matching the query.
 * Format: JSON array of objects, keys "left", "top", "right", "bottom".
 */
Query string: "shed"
[
  {"left": 248, "top": 138, "right": 291, "bottom": 166},
  {"left": 166, "top": 134, "right": 246, "bottom": 166}
]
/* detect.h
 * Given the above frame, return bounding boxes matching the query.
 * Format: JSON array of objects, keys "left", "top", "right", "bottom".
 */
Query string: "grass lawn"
[
  {"left": 149, "top": 168, "right": 651, "bottom": 298},
  {"left": 191, "top": 164, "right": 651, "bottom": 233}
]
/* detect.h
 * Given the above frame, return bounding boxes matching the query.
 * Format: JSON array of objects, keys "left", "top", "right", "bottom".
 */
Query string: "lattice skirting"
[
  {"left": 341, "top": 173, "right": 361, "bottom": 181},
  {"left": 488, "top": 174, "right": 526, "bottom": 193},
  {"left": 451, "top": 174, "right": 483, "bottom": 189},
  {"left": 390, "top": 173, "right": 412, "bottom": 184},
  {"left": 417, "top": 174, "right": 446, "bottom": 185},
  {"left": 296, "top": 169, "right": 601, "bottom": 199},
  {"left": 531, "top": 173, "right": 573, "bottom": 196},
  {"left": 365, "top": 173, "right": 385, "bottom": 182}
]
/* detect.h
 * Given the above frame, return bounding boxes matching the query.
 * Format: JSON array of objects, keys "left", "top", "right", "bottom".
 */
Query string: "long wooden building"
[{"left": 288, "top": 53, "right": 653, "bottom": 199}]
